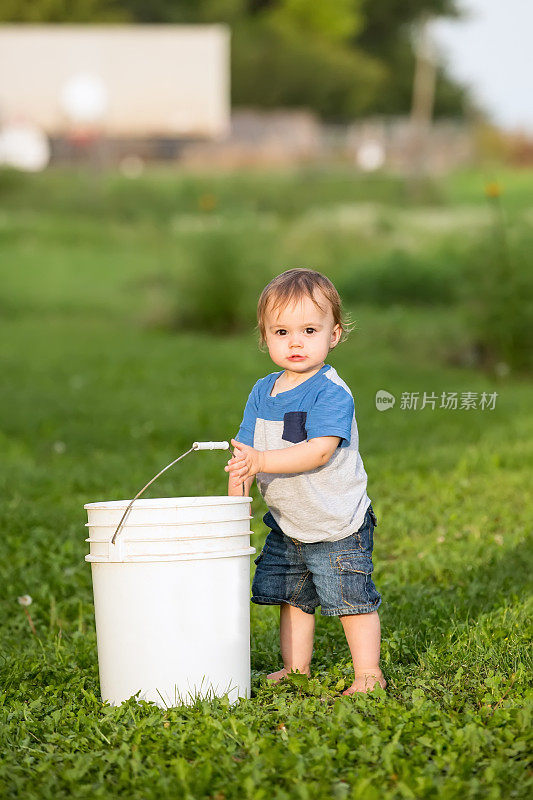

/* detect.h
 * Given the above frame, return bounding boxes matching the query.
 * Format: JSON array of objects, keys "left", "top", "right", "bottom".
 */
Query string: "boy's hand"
[{"left": 224, "top": 438, "right": 265, "bottom": 484}]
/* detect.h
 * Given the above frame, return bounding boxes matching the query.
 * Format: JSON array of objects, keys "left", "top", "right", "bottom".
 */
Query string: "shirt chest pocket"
[{"left": 282, "top": 411, "right": 308, "bottom": 444}]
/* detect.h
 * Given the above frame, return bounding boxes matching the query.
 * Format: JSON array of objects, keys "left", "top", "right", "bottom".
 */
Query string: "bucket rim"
[{"left": 84, "top": 496, "right": 251, "bottom": 510}]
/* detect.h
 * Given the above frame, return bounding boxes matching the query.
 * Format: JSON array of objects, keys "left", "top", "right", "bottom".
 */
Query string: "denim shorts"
[{"left": 251, "top": 504, "right": 382, "bottom": 616}]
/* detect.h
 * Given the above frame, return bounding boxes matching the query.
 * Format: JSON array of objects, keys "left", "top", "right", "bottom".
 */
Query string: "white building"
[{"left": 0, "top": 24, "right": 230, "bottom": 139}]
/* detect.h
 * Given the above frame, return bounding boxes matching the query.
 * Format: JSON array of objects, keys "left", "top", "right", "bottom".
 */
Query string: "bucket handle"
[{"left": 110, "top": 441, "right": 242, "bottom": 545}]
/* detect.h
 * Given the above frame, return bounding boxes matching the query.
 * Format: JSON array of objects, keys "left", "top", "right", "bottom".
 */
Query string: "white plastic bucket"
[{"left": 85, "top": 496, "right": 255, "bottom": 708}]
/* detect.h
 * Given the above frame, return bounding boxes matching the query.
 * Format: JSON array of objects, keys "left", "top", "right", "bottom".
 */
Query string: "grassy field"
[{"left": 0, "top": 166, "right": 531, "bottom": 799}]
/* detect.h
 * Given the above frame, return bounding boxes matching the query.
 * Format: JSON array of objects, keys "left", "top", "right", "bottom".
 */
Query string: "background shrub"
[
  {"left": 171, "top": 228, "right": 271, "bottom": 336},
  {"left": 459, "top": 221, "right": 533, "bottom": 373},
  {"left": 338, "top": 248, "right": 460, "bottom": 307}
]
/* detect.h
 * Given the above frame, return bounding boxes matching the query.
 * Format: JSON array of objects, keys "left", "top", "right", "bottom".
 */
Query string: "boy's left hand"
[{"left": 224, "top": 438, "right": 265, "bottom": 484}]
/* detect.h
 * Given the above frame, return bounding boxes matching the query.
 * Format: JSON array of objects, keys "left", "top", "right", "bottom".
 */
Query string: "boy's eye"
[{"left": 275, "top": 328, "right": 316, "bottom": 335}]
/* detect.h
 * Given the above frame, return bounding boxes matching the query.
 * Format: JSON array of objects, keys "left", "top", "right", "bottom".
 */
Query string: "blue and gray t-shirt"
[{"left": 235, "top": 363, "right": 371, "bottom": 543}]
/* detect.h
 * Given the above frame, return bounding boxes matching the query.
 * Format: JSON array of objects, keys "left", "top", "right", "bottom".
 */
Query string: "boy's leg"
[
  {"left": 267, "top": 602, "right": 315, "bottom": 682},
  {"left": 338, "top": 610, "right": 387, "bottom": 693}
]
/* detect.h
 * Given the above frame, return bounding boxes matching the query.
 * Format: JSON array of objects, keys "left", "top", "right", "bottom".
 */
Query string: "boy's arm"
[
  {"left": 226, "top": 436, "right": 341, "bottom": 487},
  {"left": 261, "top": 436, "right": 341, "bottom": 474}
]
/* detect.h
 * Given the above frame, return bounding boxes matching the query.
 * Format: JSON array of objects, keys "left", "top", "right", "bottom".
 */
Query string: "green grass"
[{"left": 0, "top": 166, "right": 531, "bottom": 799}]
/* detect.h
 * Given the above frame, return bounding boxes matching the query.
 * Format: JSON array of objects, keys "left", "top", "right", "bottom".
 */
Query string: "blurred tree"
[
  {"left": 0, "top": 0, "right": 128, "bottom": 21},
  {"left": 265, "top": 0, "right": 365, "bottom": 43},
  {"left": 356, "top": 0, "right": 464, "bottom": 117},
  {"left": 231, "top": 16, "right": 385, "bottom": 119},
  {"left": 356, "top": 0, "right": 459, "bottom": 54},
  {"left": 110, "top": 0, "right": 246, "bottom": 23},
  {"left": 365, "top": 36, "right": 466, "bottom": 117}
]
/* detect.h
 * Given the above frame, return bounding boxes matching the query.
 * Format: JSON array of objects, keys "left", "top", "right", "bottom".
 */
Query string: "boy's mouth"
[{"left": 288, "top": 355, "right": 305, "bottom": 361}]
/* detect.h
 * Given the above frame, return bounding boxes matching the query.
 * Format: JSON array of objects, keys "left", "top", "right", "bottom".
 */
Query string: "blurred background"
[
  {"left": 1, "top": 0, "right": 532, "bottom": 172},
  {"left": 0, "top": 1, "right": 531, "bottom": 373}
]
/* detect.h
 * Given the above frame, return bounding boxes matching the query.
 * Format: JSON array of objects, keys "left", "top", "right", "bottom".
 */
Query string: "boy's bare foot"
[
  {"left": 266, "top": 668, "right": 289, "bottom": 683},
  {"left": 342, "top": 669, "right": 387, "bottom": 695},
  {"left": 266, "top": 667, "right": 311, "bottom": 683}
]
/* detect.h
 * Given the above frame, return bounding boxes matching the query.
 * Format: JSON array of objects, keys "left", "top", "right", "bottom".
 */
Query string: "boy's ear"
[{"left": 329, "top": 324, "right": 342, "bottom": 349}]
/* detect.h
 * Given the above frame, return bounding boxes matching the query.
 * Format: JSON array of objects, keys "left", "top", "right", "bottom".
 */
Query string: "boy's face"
[{"left": 264, "top": 292, "right": 342, "bottom": 374}]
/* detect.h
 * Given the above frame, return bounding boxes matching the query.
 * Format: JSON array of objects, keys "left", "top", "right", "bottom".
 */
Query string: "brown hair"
[{"left": 255, "top": 268, "right": 355, "bottom": 352}]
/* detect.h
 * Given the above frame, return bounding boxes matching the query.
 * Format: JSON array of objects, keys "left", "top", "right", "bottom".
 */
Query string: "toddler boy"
[{"left": 226, "top": 268, "right": 386, "bottom": 694}]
